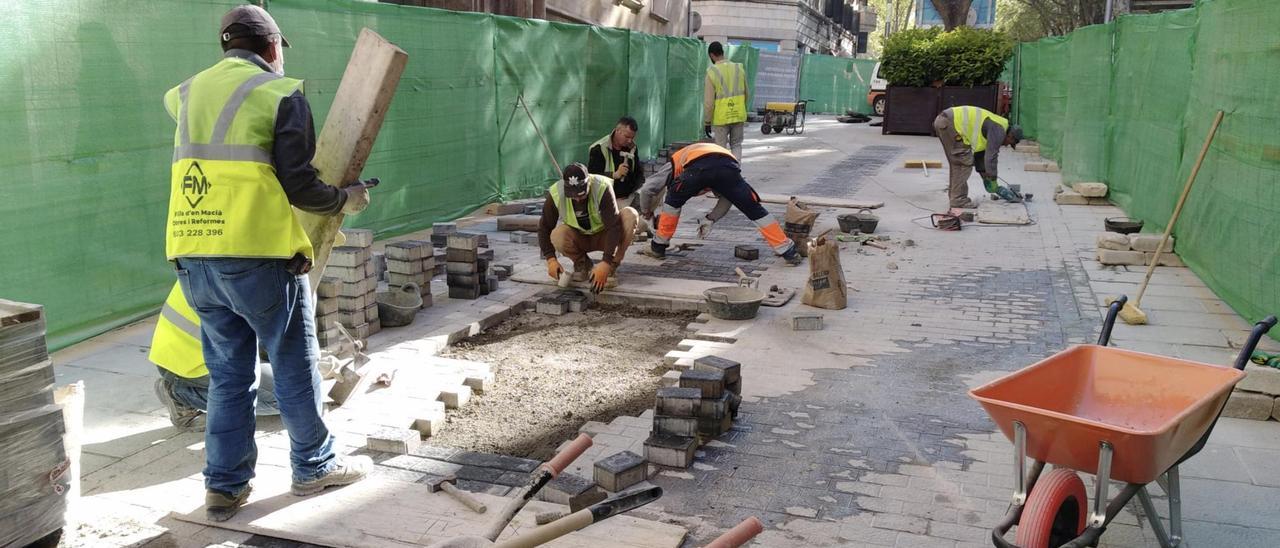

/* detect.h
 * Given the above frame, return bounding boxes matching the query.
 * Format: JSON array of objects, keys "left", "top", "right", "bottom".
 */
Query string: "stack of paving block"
[
  {"left": 0, "top": 300, "right": 67, "bottom": 547},
  {"left": 535, "top": 289, "right": 589, "bottom": 316},
  {"left": 319, "top": 243, "right": 380, "bottom": 348},
  {"left": 1054, "top": 182, "right": 1110, "bottom": 205},
  {"left": 644, "top": 355, "right": 742, "bottom": 469},
  {"left": 430, "top": 221, "right": 456, "bottom": 248},
  {"left": 1095, "top": 233, "right": 1182, "bottom": 267},
  {"left": 445, "top": 232, "right": 496, "bottom": 300},
  {"left": 1225, "top": 362, "right": 1280, "bottom": 421},
  {"left": 384, "top": 240, "right": 435, "bottom": 305}
]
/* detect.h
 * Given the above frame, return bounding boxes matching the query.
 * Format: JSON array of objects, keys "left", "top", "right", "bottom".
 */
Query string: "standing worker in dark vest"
[
  {"left": 642, "top": 143, "right": 801, "bottom": 266},
  {"left": 933, "top": 105, "right": 1023, "bottom": 209},
  {"left": 704, "top": 41, "right": 749, "bottom": 159},
  {"left": 163, "top": 5, "right": 376, "bottom": 522}
]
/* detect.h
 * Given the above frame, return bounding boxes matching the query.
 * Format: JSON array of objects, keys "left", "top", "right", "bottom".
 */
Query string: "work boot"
[
  {"left": 570, "top": 258, "right": 593, "bottom": 282},
  {"left": 206, "top": 484, "right": 252, "bottom": 522},
  {"left": 782, "top": 247, "right": 803, "bottom": 266},
  {"left": 638, "top": 241, "right": 667, "bottom": 260},
  {"left": 291, "top": 455, "right": 372, "bottom": 496},
  {"left": 154, "top": 379, "right": 205, "bottom": 432}
]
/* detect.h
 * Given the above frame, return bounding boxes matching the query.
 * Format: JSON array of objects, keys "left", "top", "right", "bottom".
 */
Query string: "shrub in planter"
[
  {"left": 881, "top": 27, "right": 1013, "bottom": 87},
  {"left": 880, "top": 28, "right": 942, "bottom": 88}
]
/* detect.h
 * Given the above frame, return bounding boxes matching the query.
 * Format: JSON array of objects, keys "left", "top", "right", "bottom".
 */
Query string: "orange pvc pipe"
[{"left": 705, "top": 517, "right": 764, "bottom": 548}]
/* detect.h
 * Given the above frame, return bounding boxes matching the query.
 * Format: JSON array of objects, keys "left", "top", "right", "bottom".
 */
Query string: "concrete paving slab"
[{"left": 1236, "top": 446, "right": 1280, "bottom": 487}]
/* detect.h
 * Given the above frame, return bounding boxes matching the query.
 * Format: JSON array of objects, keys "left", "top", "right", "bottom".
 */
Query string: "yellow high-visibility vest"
[
  {"left": 148, "top": 283, "right": 207, "bottom": 379},
  {"left": 163, "top": 57, "right": 314, "bottom": 260},
  {"left": 549, "top": 175, "right": 611, "bottom": 235},
  {"left": 707, "top": 61, "right": 748, "bottom": 126},
  {"left": 949, "top": 106, "right": 1009, "bottom": 153}
]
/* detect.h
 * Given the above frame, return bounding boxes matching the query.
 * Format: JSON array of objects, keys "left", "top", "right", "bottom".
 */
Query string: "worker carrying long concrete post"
[
  {"left": 539, "top": 163, "right": 636, "bottom": 293},
  {"left": 151, "top": 282, "right": 280, "bottom": 431},
  {"left": 163, "top": 5, "right": 374, "bottom": 522},
  {"left": 933, "top": 105, "right": 1024, "bottom": 209},
  {"left": 704, "top": 41, "right": 748, "bottom": 159},
  {"left": 640, "top": 143, "right": 802, "bottom": 266}
]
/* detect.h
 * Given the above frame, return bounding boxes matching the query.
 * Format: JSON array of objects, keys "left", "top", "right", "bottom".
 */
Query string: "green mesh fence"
[
  {"left": 0, "top": 0, "right": 708, "bottom": 350},
  {"left": 797, "top": 55, "right": 878, "bottom": 114},
  {"left": 1059, "top": 23, "right": 1113, "bottom": 184},
  {"left": 1014, "top": 1, "right": 1280, "bottom": 331},
  {"left": 664, "top": 37, "right": 709, "bottom": 143}
]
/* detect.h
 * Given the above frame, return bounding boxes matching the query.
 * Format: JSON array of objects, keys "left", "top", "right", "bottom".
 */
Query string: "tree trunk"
[{"left": 931, "top": 0, "right": 974, "bottom": 30}]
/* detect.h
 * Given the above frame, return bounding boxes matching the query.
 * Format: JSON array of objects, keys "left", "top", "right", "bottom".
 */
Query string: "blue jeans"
[{"left": 175, "top": 257, "right": 336, "bottom": 494}]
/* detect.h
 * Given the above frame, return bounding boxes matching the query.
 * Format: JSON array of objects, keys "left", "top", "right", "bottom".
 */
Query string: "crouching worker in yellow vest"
[
  {"left": 538, "top": 163, "right": 636, "bottom": 293},
  {"left": 933, "top": 105, "right": 1023, "bottom": 209},
  {"left": 150, "top": 282, "right": 280, "bottom": 432}
]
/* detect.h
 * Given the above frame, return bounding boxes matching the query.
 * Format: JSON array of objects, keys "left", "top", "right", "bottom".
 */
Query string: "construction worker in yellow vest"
[
  {"left": 933, "top": 105, "right": 1024, "bottom": 209},
  {"left": 587, "top": 116, "right": 644, "bottom": 211},
  {"left": 704, "top": 41, "right": 749, "bottom": 159},
  {"left": 164, "top": 5, "right": 373, "bottom": 522},
  {"left": 642, "top": 143, "right": 801, "bottom": 266},
  {"left": 150, "top": 282, "right": 279, "bottom": 432},
  {"left": 538, "top": 164, "right": 635, "bottom": 293}
]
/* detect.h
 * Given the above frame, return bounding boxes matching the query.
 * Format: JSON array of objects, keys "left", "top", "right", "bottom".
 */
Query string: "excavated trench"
[{"left": 431, "top": 305, "right": 697, "bottom": 460}]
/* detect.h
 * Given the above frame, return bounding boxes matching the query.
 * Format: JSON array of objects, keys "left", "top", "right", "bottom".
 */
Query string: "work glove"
[
  {"left": 341, "top": 178, "right": 378, "bottom": 215},
  {"left": 589, "top": 262, "right": 614, "bottom": 293},
  {"left": 546, "top": 257, "right": 564, "bottom": 281},
  {"left": 981, "top": 177, "right": 1000, "bottom": 194},
  {"left": 704, "top": 125, "right": 713, "bottom": 139},
  {"left": 696, "top": 216, "right": 714, "bottom": 239}
]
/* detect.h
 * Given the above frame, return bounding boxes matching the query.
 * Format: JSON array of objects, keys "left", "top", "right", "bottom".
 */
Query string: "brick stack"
[
  {"left": 0, "top": 300, "right": 67, "bottom": 546},
  {"left": 445, "top": 232, "right": 494, "bottom": 300},
  {"left": 385, "top": 240, "right": 435, "bottom": 306},
  {"left": 1095, "top": 233, "right": 1182, "bottom": 267},
  {"left": 1226, "top": 366, "right": 1280, "bottom": 421},
  {"left": 430, "top": 221, "right": 456, "bottom": 248},
  {"left": 318, "top": 241, "right": 379, "bottom": 348},
  {"left": 644, "top": 355, "right": 742, "bottom": 468}
]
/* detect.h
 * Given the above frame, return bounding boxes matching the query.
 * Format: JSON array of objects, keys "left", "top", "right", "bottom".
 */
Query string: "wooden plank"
[
  {"left": 902, "top": 160, "right": 942, "bottom": 168},
  {"left": 172, "top": 474, "right": 685, "bottom": 547},
  {"left": 0, "top": 299, "right": 43, "bottom": 327},
  {"left": 300, "top": 28, "right": 409, "bottom": 288},
  {"left": 754, "top": 193, "right": 883, "bottom": 210}
]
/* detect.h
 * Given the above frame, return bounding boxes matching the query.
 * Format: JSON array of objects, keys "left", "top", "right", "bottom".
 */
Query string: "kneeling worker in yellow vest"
[
  {"left": 933, "top": 105, "right": 1023, "bottom": 209},
  {"left": 164, "top": 5, "right": 374, "bottom": 522},
  {"left": 151, "top": 282, "right": 280, "bottom": 432},
  {"left": 538, "top": 163, "right": 635, "bottom": 293}
]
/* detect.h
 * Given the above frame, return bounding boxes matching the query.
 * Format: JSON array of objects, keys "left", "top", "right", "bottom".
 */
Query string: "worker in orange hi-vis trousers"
[{"left": 638, "top": 143, "right": 802, "bottom": 266}]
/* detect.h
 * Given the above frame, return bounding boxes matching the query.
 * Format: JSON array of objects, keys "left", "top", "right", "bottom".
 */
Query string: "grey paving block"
[{"left": 593, "top": 450, "right": 647, "bottom": 492}]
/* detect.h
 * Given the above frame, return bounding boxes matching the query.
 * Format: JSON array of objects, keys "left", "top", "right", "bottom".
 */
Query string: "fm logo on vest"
[{"left": 182, "top": 162, "right": 211, "bottom": 208}]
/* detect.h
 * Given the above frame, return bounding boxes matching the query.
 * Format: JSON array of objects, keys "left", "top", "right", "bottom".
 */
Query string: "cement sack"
[
  {"left": 784, "top": 198, "right": 819, "bottom": 258},
  {"left": 802, "top": 237, "right": 847, "bottom": 310}
]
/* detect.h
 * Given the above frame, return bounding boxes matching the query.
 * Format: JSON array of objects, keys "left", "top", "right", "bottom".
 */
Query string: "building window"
[
  {"left": 615, "top": 0, "right": 645, "bottom": 15},
  {"left": 649, "top": 0, "right": 669, "bottom": 22}
]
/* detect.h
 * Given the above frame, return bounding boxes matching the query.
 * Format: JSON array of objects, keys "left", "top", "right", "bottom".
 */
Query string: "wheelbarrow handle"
[
  {"left": 1233, "top": 315, "right": 1278, "bottom": 371},
  {"left": 1098, "top": 295, "right": 1127, "bottom": 346}
]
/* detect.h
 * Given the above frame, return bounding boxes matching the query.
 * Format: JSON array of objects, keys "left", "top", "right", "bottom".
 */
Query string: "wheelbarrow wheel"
[
  {"left": 1015, "top": 468, "right": 1087, "bottom": 548},
  {"left": 761, "top": 122, "right": 772, "bottom": 135}
]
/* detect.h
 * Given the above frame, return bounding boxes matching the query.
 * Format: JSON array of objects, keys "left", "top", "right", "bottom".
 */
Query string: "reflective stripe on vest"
[
  {"left": 950, "top": 106, "right": 1009, "bottom": 153},
  {"left": 549, "top": 175, "right": 610, "bottom": 235},
  {"left": 148, "top": 283, "right": 208, "bottom": 379},
  {"left": 164, "top": 57, "right": 314, "bottom": 260},
  {"left": 591, "top": 133, "right": 617, "bottom": 175},
  {"left": 671, "top": 143, "right": 734, "bottom": 177},
  {"left": 708, "top": 62, "right": 747, "bottom": 125}
]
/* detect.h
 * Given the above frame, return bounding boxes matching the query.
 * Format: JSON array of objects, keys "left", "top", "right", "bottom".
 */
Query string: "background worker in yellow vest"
[
  {"left": 642, "top": 143, "right": 802, "bottom": 266},
  {"left": 538, "top": 163, "right": 634, "bottom": 293},
  {"left": 933, "top": 105, "right": 1024, "bottom": 209},
  {"left": 164, "top": 5, "right": 374, "bottom": 522},
  {"left": 587, "top": 116, "right": 644, "bottom": 212},
  {"left": 151, "top": 282, "right": 280, "bottom": 432},
  {"left": 704, "top": 41, "right": 749, "bottom": 160}
]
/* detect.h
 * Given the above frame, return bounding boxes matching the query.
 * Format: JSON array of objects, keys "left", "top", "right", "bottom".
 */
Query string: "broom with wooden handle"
[{"left": 1116, "top": 110, "right": 1224, "bottom": 325}]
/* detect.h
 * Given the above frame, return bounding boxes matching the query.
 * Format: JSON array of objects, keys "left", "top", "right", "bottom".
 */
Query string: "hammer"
[{"left": 426, "top": 475, "right": 488, "bottom": 514}]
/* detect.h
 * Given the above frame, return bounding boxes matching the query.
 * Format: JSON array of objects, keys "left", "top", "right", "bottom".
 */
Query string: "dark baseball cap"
[{"left": 221, "top": 5, "right": 290, "bottom": 47}]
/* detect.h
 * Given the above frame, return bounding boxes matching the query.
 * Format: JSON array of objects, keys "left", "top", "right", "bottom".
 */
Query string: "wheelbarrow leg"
[{"left": 1091, "top": 442, "right": 1114, "bottom": 528}]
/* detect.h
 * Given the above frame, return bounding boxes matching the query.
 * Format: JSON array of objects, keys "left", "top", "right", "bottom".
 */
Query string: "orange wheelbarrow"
[{"left": 970, "top": 296, "right": 1277, "bottom": 548}]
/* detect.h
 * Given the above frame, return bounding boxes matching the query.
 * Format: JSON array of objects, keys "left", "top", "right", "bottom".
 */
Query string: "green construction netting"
[
  {"left": 797, "top": 55, "right": 878, "bottom": 115},
  {"left": 628, "top": 32, "right": 668, "bottom": 159},
  {"left": 1059, "top": 23, "right": 1113, "bottom": 184},
  {"left": 1105, "top": 9, "right": 1196, "bottom": 223},
  {"left": 0, "top": 0, "right": 247, "bottom": 350},
  {"left": 1013, "top": 0, "right": 1280, "bottom": 331},
  {"left": 1173, "top": 0, "right": 1279, "bottom": 327},
  {"left": 664, "top": 37, "right": 709, "bottom": 143},
  {"left": 0, "top": 0, "right": 709, "bottom": 350}
]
